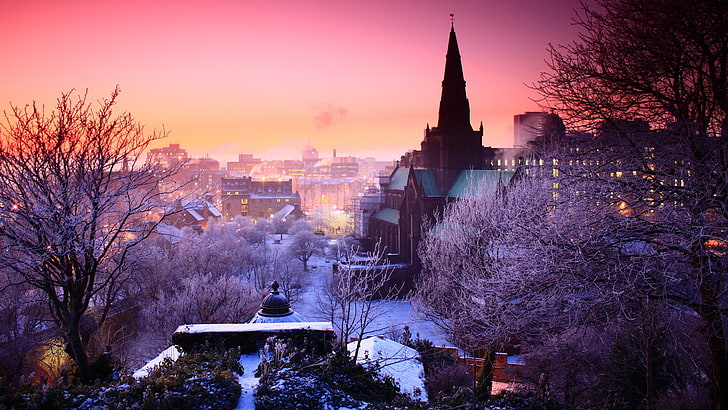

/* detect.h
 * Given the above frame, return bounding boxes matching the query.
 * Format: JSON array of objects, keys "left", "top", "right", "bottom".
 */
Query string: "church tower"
[{"left": 421, "top": 20, "right": 484, "bottom": 192}]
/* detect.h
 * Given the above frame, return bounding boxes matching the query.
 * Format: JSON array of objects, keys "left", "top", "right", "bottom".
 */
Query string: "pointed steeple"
[{"left": 437, "top": 20, "right": 472, "bottom": 132}]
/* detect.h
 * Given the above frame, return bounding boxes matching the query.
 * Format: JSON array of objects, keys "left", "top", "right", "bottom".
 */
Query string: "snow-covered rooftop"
[
  {"left": 347, "top": 336, "right": 428, "bottom": 402},
  {"left": 132, "top": 345, "right": 181, "bottom": 379}
]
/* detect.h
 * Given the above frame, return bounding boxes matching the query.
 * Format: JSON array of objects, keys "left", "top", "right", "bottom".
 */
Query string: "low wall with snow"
[{"left": 172, "top": 322, "right": 335, "bottom": 355}]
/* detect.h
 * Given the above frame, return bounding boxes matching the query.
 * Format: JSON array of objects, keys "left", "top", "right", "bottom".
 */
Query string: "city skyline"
[{"left": 1, "top": 0, "right": 589, "bottom": 163}]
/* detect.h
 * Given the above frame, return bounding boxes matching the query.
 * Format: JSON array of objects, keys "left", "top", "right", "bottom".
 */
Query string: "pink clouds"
[{"left": 314, "top": 105, "right": 348, "bottom": 132}]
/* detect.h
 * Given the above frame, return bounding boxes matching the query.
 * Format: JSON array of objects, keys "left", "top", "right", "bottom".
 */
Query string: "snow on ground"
[
  {"left": 292, "top": 245, "right": 453, "bottom": 348},
  {"left": 131, "top": 345, "right": 181, "bottom": 379},
  {"left": 235, "top": 352, "right": 261, "bottom": 410},
  {"left": 135, "top": 233, "right": 454, "bottom": 408},
  {"left": 348, "top": 336, "right": 428, "bottom": 402}
]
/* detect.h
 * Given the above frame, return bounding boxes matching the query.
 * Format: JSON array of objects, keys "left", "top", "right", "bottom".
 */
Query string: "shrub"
[
  {"left": 0, "top": 348, "right": 243, "bottom": 409},
  {"left": 255, "top": 338, "right": 420, "bottom": 409}
]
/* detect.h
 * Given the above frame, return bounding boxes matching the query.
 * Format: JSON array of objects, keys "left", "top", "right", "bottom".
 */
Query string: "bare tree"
[
  {"left": 287, "top": 220, "right": 323, "bottom": 272},
  {"left": 0, "top": 88, "right": 181, "bottom": 383},
  {"left": 318, "top": 241, "right": 401, "bottom": 358},
  {"left": 264, "top": 249, "right": 306, "bottom": 304},
  {"left": 532, "top": 0, "right": 728, "bottom": 407}
]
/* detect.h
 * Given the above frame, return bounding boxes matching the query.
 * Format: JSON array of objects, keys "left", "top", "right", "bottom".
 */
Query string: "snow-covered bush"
[
  {"left": 255, "top": 337, "right": 421, "bottom": 409},
  {"left": 0, "top": 348, "right": 243, "bottom": 409}
]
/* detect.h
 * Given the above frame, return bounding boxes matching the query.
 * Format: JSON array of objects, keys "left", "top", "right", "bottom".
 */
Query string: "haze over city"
[{"left": 1, "top": 0, "right": 588, "bottom": 163}]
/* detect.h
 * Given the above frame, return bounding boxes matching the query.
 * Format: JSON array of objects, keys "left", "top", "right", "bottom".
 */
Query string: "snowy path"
[{"left": 235, "top": 353, "right": 261, "bottom": 410}]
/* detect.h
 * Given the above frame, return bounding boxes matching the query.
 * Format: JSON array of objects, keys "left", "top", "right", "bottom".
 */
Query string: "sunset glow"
[{"left": 1, "top": 0, "right": 586, "bottom": 162}]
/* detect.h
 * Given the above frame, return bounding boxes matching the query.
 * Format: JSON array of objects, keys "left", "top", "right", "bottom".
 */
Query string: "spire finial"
[{"left": 450, "top": 13, "right": 454, "bottom": 29}]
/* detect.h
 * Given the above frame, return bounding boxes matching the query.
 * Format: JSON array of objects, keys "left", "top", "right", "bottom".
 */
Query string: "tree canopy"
[{"left": 0, "top": 88, "right": 181, "bottom": 382}]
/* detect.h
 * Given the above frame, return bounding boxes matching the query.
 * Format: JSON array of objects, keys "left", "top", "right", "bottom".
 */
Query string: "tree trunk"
[
  {"left": 707, "top": 337, "right": 728, "bottom": 410},
  {"left": 697, "top": 270, "right": 728, "bottom": 410},
  {"left": 65, "top": 314, "right": 91, "bottom": 384},
  {"left": 701, "top": 299, "right": 728, "bottom": 410}
]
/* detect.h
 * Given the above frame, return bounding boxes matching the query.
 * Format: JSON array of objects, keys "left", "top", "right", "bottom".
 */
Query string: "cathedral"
[{"left": 368, "top": 22, "right": 514, "bottom": 266}]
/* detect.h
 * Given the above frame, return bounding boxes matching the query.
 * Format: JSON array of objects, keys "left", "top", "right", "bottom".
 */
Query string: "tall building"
[
  {"left": 514, "top": 112, "right": 547, "bottom": 148},
  {"left": 368, "top": 23, "right": 514, "bottom": 266},
  {"left": 420, "top": 23, "right": 485, "bottom": 192}
]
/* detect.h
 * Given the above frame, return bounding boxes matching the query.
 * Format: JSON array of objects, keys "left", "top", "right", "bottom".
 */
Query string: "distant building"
[
  {"left": 353, "top": 184, "right": 383, "bottom": 238},
  {"left": 220, "top": 176, "right": 302, "bottom": 221},
  {"left": 302, "top": 144, "right": 319, "bottom": 167},
  {"left": 168, "top": 199, "right": 222, "bottom": 231},
  {"left": 330, "top": 156, "right": 359, "bottom": 179},
  {"left": 227, "top": 154, "right": 262, "bottom": 175},
  {"left": 146, "top": 143, "right": 189, "bottom": 168},
  {"left": 179, "top": 157, "right": 225, "bottom": 199}
]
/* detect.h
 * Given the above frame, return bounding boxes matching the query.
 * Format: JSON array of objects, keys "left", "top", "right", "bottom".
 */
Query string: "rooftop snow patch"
[
  {"left": 348, "top": 336, "right": 428, "bottom": 402},
  {"left": 132, "top": 345, "right": 182, "bottom": 379}
]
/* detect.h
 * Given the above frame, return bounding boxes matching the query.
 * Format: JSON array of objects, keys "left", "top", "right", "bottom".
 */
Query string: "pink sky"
[{"left": 1, "top": 0, "right": 587, "bottom": 163}]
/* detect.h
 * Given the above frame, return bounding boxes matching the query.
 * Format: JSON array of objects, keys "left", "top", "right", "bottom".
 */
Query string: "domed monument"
[{"left": 248, "top": 281, "right": 305, "bottom": 323}]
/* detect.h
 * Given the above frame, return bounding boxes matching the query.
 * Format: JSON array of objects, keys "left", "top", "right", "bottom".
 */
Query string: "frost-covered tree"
[
  {"left": 287, "top": 220, "right": 323, "bottom": 272},
  {"left": 149, "top": 273, "right": 258, "bottom": 334},
  {"left": 0, "top": 88, "right": 181, "bottom": 383},
  {"left": 533, "top": 0, "right": 728, "bottom": 406},
  {"left": 319, "top": 241, "right": 400, "bottom": 358},
  {"left": 417, "top": 170, "right": 713, "bottom": 407}
]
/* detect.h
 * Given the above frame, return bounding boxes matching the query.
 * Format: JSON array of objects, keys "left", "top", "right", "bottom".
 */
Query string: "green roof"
[
  {"left": 371, "top": 208, "right": 399, "bottom": 225},
  {"left": 447, "top": 170, "right": 515, "bottom": 198},
  {"left": 413, "top": 169, "right": 442, "bottom": 197},
  {"left": 387, "top": 168, "right": 410, "bottom": 191}
]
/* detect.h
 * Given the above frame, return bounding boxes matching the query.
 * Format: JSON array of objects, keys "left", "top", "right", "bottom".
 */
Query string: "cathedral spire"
[{"left": 437, "top": 18, "right": 472, "bottom": 132}]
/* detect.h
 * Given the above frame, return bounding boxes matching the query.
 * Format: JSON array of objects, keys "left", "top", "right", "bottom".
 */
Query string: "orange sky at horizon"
[{"left": 1, "top": 0, "right": 589, "bottom": 164}]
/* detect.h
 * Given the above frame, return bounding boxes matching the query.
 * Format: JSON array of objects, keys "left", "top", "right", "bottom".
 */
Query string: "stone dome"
[
  {"left": 249, "top": 281, "right": 305, "bottom": 323},
  {"left": 259, "top": 281, "right": 291, "bottom": 317}
]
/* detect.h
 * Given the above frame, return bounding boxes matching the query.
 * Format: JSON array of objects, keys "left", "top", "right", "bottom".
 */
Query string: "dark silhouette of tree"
[
  {"left": 0, "top": 88, "right": 181, "bottom": 383},
  {"left": 533, "top": 0, "right": 728, "bottom": 407}
]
